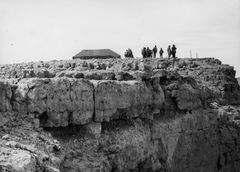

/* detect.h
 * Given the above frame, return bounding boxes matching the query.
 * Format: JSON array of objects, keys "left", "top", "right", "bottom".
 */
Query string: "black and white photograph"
[{"left": 0, "top": 0, "right": 240, "bottom": 171}]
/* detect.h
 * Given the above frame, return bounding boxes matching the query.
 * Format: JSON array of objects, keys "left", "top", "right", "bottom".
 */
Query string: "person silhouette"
[
  {"left": 152, "top": 45, "right": 157, "bottom": 58},
  {"left": 172, "top": 44, "right": 177, "bottom": 58},
  {"left": 142, "top": 47, "right": 147, "bottom": 58},
  {"left": 159, "top": 48, "right": 164, "bottom": 59},
  {"left": 146, "top": 47, "right": 152, "bottom": 58},
  {"left": 167, "top": 45, "right": 171, "bottom": 58}
]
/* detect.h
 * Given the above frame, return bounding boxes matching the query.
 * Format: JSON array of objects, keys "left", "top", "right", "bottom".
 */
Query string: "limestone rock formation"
[
  {"left": 92, "top": 80, "right": 155, "bottom": 122},
  {"left": 0, "top": 57, "right": 239, "bottom": 172}
]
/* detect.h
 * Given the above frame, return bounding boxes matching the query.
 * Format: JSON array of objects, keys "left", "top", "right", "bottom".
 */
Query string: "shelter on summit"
[{"left": 72, "top": 49, "right": 121, "bottom": 59}]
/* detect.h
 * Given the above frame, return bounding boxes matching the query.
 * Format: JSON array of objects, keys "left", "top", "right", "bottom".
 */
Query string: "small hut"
[{"left": 72, "top": 49, "right": 121, "bottom": 59}]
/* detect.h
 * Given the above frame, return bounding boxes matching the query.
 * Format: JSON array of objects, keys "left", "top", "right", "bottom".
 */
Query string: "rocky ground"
[{"left": 0, "top": 57, "right": 240, "bottom": 172}]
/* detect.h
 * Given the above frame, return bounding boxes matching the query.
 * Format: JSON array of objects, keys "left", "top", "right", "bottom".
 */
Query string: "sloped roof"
[{"left": 73, "top": 49, "right": 121, "bottom": 59}]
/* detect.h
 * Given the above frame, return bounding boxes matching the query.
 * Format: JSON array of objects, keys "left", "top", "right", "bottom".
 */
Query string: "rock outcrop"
[{"left": 0, "top": 58, "right": 240, "bottom": 172}]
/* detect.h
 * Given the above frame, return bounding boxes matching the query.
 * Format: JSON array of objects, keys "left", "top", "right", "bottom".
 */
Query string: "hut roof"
[{"left": 72, "top": 49, "right": 121, "bottom": 59}]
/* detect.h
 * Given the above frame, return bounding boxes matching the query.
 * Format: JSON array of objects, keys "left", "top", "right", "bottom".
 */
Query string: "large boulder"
[
  {"left": 0, "top": 128, "right": 63, "bottom": 172},
  {"left": 171, "top": 83, "right": 202, "bottom": 111},
  {"left": 13, "top": 78, "right": 94, "bottom": 127},
  {"left": 92, "top": 80, "right": 154, "bottom": 122},
  {"left": 0, "top": 147, "right": 36, "bottom": 172}
]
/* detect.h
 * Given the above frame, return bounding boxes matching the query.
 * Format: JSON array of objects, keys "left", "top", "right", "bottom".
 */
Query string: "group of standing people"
[
  {"left": 142, "top": 44, "right": 177, "bottom": 59},
  {"left": 124, "top": 44, "right": 177, "bottom": 59},
  {"left": 141, "top": 46, "right": 158, "bottom": 58},
  {"left": 167, "top": 44, "right": 177, "bottom": 58},
  {"left": 124, "top": 48, "right": 134, "bottom": 58},
  {"left": 142, "top": 44, "right": 177, "bottom": 58}
]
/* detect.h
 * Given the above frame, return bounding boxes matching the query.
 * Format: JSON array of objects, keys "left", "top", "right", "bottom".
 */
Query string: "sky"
[{"left": 0, "top": 0, "right": 240, "bottom": 76}]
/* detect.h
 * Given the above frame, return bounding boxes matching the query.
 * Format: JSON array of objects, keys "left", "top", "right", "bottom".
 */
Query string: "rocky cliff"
[{"left": 0, "top": 58, "right": 240, "bottom": 172}]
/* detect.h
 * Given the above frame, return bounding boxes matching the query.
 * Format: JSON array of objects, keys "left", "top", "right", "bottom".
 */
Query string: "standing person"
[
  {"left": 146, "top": 47, "right": 151, "bottom": 58},
  {"left": 172, "top": 44, "right": 177, "bottom": 58},
  {"left": 152, "top": 45, "right": 157, "bottom": 58},
  {"left": 167, "top": 45, "right": 172, "bottom": 58},
  {"left": 159, "top": 48, "right": 164, "bottom": 59},
  {"left": 150, "top": 49, "right": 152, "bottom": 58},
  {"left": 142, "top": 47, "right": 147, "bottom": 58}
]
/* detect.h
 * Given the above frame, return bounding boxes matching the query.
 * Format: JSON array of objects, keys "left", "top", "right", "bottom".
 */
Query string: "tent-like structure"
[{"left": 72, "top": 49, "right": 121, "bottom": 59}]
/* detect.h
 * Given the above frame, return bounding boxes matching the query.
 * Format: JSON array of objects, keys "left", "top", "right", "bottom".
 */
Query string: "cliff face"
[{"left": 0, "top": 58, "right": 240, "bottom": 172}]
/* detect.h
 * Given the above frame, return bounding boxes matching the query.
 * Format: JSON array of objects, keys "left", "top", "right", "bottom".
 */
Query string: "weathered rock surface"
[
  {"left": 0, "top": 57, "right": 240, "bottom": 172},
  {"left": 0, "top": 127, "right": 62, "bottom": 172},
  {"left": 92, "top": 80, "right": 156, "bottom": 122}
]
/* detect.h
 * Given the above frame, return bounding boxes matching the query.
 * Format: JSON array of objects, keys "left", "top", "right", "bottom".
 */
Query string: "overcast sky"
[{"left": 0, "top": 0, "right": 240, "bottom": 76}]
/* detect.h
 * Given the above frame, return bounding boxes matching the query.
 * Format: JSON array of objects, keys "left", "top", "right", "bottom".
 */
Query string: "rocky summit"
[{"left": 0, "top": 57, "right": 240, "bottom": 172}]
